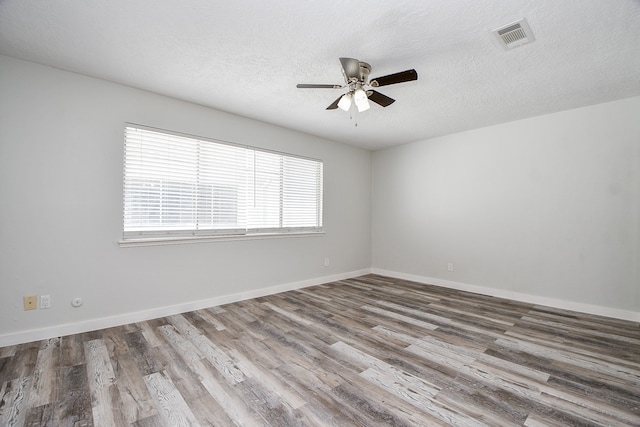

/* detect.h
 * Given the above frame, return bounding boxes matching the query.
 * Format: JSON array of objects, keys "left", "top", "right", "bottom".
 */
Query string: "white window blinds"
[{"left": 123, "top": 125, "right": 323, "bottom": 240}]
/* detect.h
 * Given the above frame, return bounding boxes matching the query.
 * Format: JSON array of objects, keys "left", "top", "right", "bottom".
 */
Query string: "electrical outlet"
[
  {"left": 447, "top": 263, "right": 454, "bottom": 272},
  {"left": 23, "top": 295, "right": 37, "bottom": 310},
  {"left": 40, "top": 295, "right": 51, "bottom": 309}
]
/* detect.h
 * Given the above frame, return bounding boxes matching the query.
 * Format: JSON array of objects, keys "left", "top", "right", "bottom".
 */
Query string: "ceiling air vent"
[{"left": 492, "top": 18, "right": 535, "bottom": 50}]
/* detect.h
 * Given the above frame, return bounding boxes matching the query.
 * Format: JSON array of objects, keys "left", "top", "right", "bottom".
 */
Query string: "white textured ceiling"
[{"left": 1, "top": 1, "right": 639, "bottom": 150}]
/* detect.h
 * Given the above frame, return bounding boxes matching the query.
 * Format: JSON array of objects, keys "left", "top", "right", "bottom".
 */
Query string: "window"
[{"left": 122, "top": 125, "right": 323, "bottom": 244}]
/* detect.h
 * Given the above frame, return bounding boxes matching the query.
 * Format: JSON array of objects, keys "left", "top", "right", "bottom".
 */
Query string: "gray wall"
[
  {"left": 372, "top": 96, "right": 640, "bottom": 317},
  {"left": 0, "top": 55, "right": 372, "bottom": 342}
]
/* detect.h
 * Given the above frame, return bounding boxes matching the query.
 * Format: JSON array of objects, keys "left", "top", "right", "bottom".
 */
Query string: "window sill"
[{"left": 118, "top": 230, "right": 325, "bottom": 248}]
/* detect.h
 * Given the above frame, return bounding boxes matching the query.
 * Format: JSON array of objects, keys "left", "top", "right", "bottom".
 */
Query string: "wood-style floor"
[{"left": 1, "top": 275, "right": 639, "bottom": 426}]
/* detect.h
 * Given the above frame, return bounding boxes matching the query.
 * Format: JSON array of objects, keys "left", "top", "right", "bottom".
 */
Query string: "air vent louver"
[{"left": 492, "top": 18, "right": 535, "bottom": 50}]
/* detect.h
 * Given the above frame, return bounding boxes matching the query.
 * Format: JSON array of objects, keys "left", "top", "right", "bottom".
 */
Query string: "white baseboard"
[
  {"left": 372, "top": 268, "right": 640, "bottom": 323},
  {"left": 0, "top": 269, "right": 372, "bottom": 347},
  {"left": 4, "top": 267, "right": 635, "bottom": 347}
]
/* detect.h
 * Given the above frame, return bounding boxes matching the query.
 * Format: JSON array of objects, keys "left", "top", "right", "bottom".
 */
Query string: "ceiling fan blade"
[
  {"left": 326, "top": 95, "right": 342, "bottom": 110},
  {"left": 297, "top": 84, "right": 342, "bottom": 89},
  {"left": 369, "top": 69, "right": 418, "bottom": 87},
  {"left": 339, "top": 57, "right": 361, "bottom": 80},
  {"left": 368, "top": 90, "right": 395, "bottom": 107}
]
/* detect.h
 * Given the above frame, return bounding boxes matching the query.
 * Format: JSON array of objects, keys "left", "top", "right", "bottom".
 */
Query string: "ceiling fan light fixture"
[
  {"left": 337, "top": 93, "right": 352, "bottom": 111},
  {"left": 354, "top": 89, "right": 370, "bottom": 112},
  {"left": 297, "top": 57, "right": 417, "bottom": 112}
]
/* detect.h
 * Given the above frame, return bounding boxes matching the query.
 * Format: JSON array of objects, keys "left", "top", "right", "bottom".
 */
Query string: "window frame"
[{"left": 120, "top": 124, "right": 324, "bottom": 247}]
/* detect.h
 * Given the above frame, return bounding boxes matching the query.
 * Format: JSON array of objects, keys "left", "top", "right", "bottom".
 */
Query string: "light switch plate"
[{"left": 40, "top": 295, "right": 51, "bottom": 309}]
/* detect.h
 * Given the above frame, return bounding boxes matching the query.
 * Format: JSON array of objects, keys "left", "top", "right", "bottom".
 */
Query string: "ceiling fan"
[{"left": 296, "top": 57, "right": 418, "bottom": 112}]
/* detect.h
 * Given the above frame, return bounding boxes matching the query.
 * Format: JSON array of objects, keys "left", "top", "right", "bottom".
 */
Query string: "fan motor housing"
[{"left": 357, "top": 62, "right": 371, "bottom": 83}]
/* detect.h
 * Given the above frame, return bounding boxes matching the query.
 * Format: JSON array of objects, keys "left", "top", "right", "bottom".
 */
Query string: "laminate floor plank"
[
  {"left": 213, "top": 307, "right": 277, "bottom": 340},
  {"left": 2, "top": 274, "right": 639, "bottom": 426},
  {"left": 122, "top": 331, "right": 164, "bottom": 376},
  {"left": 28, "top": 338, "right": 60, "bottom": 408},
  {"left": 0, "top": 342, "right": 38, "bottom": 385},
  {"left": 58, "top": 334, "right": 85, "bottom": 367},
  {"left": 193, "top": 309, "right": 228, "bottom": 331},
  {"left": 136, "top": 321, "right": 164, "bottom": 348},
  {"left": 0, "top": 376, "right": 33, "bottom": 427},
  {"left": 110, "top": 352, "right": 157, "bottom": 424},
  {"left": 150, "top": 341, "right": 209, "bottom": 402},
  {"left": 84, "top": 339, "right": 126, "bottom": 427},
  {"left": 53, "top": 364, "right": 93, "bottom": 427},
  {"left": 189, "top": 357, "right": 264, "bottom": 427},
  {"left": 23, "top": 402, "right": 54, "bottom": 427},
  {"left": 102, "top": 327, "right": 131, "bottom": 358},
  {"left": 227, "top": 346, "right": 307, "bottom": 410},
  {"left": 0, "top": 346, "right": 17, "bottom": 358},
  {"left": 130, "top": 413, "right": 164, "bottom": 427},
  {"left": 143, "top": 370, "right": 200, "bottom": 427}
]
